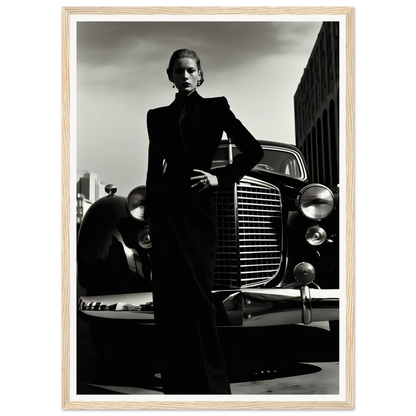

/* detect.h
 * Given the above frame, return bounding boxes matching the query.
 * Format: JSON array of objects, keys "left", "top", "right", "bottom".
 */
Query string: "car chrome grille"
[{"left": 213, "top": 178, "right": 282, "bottom": 288}]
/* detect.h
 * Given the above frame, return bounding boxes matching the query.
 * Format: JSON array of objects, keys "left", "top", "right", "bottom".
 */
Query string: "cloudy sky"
[{"left": 76, "top": 19, "right": 322, "bottom": 197}]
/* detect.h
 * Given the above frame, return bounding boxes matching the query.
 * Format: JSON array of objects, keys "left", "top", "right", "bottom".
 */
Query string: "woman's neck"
[{"left": 177, "top": 89, "right": 196, "bottom": 98}]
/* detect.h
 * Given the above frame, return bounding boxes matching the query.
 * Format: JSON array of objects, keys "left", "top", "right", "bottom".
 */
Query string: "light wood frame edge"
[{"left": 58, "top": 3, "right": 355, "bottom": 411}]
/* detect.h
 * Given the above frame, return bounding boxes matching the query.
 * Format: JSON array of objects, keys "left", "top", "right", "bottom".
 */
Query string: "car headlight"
[
  {"left": 293, "top": 262, "right": 316, "bottom": 284},
  {"left": 296, "top": 184, "right": 334, "bottom": 220},
  {"left": 126, "top": 186, "right": 147, "bottom": 221}
]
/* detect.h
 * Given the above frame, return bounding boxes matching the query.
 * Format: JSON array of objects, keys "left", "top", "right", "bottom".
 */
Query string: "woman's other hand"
[{"left": 190, "top": 169, "right": 219, "bottom": 193}]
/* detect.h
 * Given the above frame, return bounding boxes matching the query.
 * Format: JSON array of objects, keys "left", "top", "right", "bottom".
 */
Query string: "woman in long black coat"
[{"left": 145, "top": 49, "right": 263, "bottom": 394}]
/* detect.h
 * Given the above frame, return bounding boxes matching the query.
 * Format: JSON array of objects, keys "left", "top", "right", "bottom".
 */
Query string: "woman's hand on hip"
[{"left": 190, "top": 169, "right": 219, "bottom": 193}]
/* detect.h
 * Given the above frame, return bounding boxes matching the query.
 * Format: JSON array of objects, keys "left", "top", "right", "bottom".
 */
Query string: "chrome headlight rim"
[
  {"left": 126, "top": 186, "right": 147, "bottom": 222},
  {"left": 296, "top": 184, "right": 335, "bottom": 220},
  {"left": 137, "top": 228, "right": 152, "bottom": 249},
  {"left": 305, "top": 225, "right": 328, "bottom": 246}
]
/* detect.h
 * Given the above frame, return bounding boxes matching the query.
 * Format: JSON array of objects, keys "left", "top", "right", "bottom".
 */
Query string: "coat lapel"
[{"left": 167, "top": 102, "right": 189, "bottom": 155}]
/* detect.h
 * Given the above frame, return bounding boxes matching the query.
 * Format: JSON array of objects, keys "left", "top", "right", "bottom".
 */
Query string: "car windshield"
[{"left": 212, "top": 146, "right": 305, "bottom": 179}]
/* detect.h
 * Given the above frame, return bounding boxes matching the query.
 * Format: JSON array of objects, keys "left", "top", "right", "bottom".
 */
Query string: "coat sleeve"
[
  {"left": 144, "top": 109, "right": 164, "bottom": 220},
  {"left": 213, "top": 97, "right": 264, "bottom": 188}
]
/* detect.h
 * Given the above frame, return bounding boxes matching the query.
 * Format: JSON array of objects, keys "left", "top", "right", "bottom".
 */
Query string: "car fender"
[{"left": 77, "top": 193, "right": 153, "bottom": 295}]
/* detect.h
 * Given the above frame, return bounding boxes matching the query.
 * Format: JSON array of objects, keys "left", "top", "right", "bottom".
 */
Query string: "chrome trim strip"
[{"left": 233, "top": 177, "right": 241, "bottom": 286}]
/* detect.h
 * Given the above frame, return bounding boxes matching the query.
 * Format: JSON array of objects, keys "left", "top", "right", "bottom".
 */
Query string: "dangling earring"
[{"left": 172, "top": 83, "right": 175, "bottom": 88}]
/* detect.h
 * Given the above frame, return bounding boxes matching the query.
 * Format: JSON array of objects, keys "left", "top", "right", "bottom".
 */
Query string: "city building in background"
[
  {"left": 294, "top": 22, "right": 339, "bottom": 191},
  {"left": 76, "top": 172, "right": 106, "bottom": 229},
  {"left": 77, "top": 172, "right": 106, "bottom": 201}
]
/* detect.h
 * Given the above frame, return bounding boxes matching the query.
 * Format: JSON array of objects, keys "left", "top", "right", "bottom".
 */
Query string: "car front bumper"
[{"left": 78, "top": 287, "right": 339, "bottom": 327}]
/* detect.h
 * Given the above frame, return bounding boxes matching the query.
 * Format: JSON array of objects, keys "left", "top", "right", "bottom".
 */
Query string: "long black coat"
[{"left": 145, "top": 92, "right": 263, "bottom": 394}]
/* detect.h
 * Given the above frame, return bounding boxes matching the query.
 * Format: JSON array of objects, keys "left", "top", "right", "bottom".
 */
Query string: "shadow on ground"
[{"left": 77, "top": 313, "right": 339, "bottom": 395}]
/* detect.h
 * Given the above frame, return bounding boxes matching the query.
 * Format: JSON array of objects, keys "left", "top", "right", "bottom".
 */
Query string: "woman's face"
[{"left": 171, "top": 57, "right": 200, "bottom": 94}]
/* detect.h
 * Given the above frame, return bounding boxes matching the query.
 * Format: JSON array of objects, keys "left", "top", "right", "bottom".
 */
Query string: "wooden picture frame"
[{"left": 62, "top": 6, "right": 354, "bottom": 410}]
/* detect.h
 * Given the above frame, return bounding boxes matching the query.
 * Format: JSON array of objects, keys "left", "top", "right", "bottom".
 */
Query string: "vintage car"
[{"left": 77, "top": 139, "right": 339, "bottom": 370}]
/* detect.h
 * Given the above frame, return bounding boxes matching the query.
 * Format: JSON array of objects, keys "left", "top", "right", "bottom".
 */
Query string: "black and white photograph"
[{"left": 66, "top": 8, "right": 352, "bottom": 409}]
